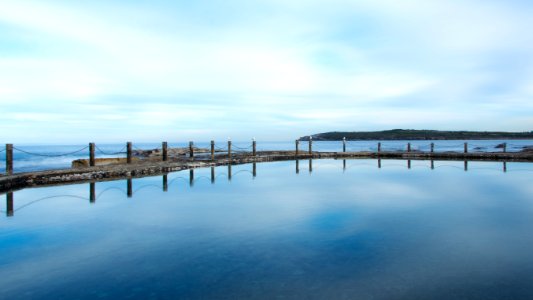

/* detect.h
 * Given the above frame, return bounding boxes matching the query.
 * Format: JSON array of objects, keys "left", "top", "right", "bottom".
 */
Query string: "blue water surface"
[{"left": 1, "top": 159, "right": 533, "bottom": 299}]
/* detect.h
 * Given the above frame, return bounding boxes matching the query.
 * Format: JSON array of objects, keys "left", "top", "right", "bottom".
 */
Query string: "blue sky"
[{"left": 0, "top": 0, "right": 532, "bottom": 143}]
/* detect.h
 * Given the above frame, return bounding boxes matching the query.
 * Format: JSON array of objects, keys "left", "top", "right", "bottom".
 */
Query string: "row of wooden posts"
[{"left": 3, "top": 140, "right": 507, "bottom": 176}]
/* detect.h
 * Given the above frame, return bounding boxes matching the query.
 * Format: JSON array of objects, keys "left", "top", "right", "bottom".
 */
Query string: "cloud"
[{"left": 0, "top": 0, "right": 532, "bottom": 142}]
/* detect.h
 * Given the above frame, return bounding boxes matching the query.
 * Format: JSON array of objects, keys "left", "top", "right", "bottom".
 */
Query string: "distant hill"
[{"left": 299, "top": 129, "right": 533, "bottom": 141}]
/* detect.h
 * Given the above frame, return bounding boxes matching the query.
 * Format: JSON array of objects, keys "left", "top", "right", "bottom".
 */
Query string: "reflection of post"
[
  {"left": 431, "top": 160, "right": 434, "bottom": 170},
  {"left": 90, "top": 182, "right": 96, "bottom": 203},
  {"left": 6, "top": 192, "right": 13, "bottom": 217},
  {"left": 189, "top": 169, "right": 194, "bottom": 187},
  {"left": 228, "top": 164, "right": 232, "bottom": 181},
  {"left": 503, "top": 162, "right": 507, "bottom": 173},
  {"left": 464, "top": 161, "right": 468, "bottom": 171},
  {"left": 407, "top": 160, "right": 411, "bottom": 169},
  {"left": 309, "top": 159, "right": 313, "bottom": 173},
  {"left": 343, "top": 159, "right": 346, "bottom": 171},
  {"left": 211, "top": 167, "right": 215, "bottom": 184},
  {"left": 296, "top": 159, "right": 299, "bottom": 174},
  {"left": 127, "top": 178, "right": 132, "bottom": 198},
  {"left": 163, "top": 174, "right": 168, "bottom": 192},
  {"left": 253, "top": 162, "right": 257, "bottom": 178},
  {"left": 378, "top": 158, "right": 381, "bottom": 169}
]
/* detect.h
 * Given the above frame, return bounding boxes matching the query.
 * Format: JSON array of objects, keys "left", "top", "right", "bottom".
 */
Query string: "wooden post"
[
  {"left": 211, "top": 140, "right": 215, "bottom": 160},
  {"left": 127, "top": 178, "right": 132, "bottom": 197},
  {"left": 6, "top": 144, "right": 13, "bottom": 175},
  {"left": 295, "top": 140, "right": 299, "bottom": 156},
  {"left": 89, "top": 143, "right": 95, "bottom": 167},
  {"left": 228, "top": 139, "right": 232, "bottom": 160},
  {"left": 296, "top": 159, "right": 299, "bottom": 174},
  {"left": 6, "top": 192, "right": 13, "bottom": 217},
  {"left": 464, "top": 142, "right": 468, "bottom": 153},
  {"left": 343, "top": 137, "right": 346, "bottom": 153},
  {"left": 163, "top": 174, "right": 168, "bottom": 192},
  {"left": 162, "top": 142, "right": 168, "bottom": 161},
  {"left": 127, "top": 142, "right": 132, "bottom": 164},
  {"left": 189, "top": 169, "right": 194, "bottom": 187},
  {"left": 90, "top": 182, "right": 95, "bottom": 203},
  {"left": 377, "top": 142, "right": 381, "bottom": 154},
  {"left": 252, "top": 138, "right": 257, "bottom": 156},
  {"left": 503, "top": 143, "right": 507, "bottom": 153},
  {"left": 189, "top": 141, "right": 194, "bottom": 158},
  {"left": 211, "top": 166, "right": 215, "bottom": 184},
  {"left": 308, "top": 137, "right": 313, "bottom": 154},
  {"left": 430, "top": 143, "right": 434, "bottom": 153},
  {"left": 253, "top": 162, "right": 257, "bottom": 178},
  {"left": 407, "top": 143, "right": 411, "bottom": 152}
]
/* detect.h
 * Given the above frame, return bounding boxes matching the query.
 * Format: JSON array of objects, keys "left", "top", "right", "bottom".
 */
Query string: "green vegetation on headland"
[{"left": 300, "top": 129, "right": 533, "bottom": 141}]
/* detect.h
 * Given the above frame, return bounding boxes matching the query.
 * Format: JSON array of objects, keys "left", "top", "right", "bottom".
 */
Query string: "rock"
[
  {"left": 72, "top": 157, "right": 140, "bottom": 168},
  {"left": 495, "top": 143, "right": 506, "bottom": 149}
]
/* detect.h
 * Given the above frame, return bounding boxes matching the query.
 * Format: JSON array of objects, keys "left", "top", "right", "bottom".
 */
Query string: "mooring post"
[
  {"left": 189, "top": 169, "right": 194, "bottom": 187},
  {"left": 163, "top": 174, "right": 168, "bottom": 192},
  {"left": 378, "top": 142, "right": 381, "bottom": 154},
  {"left": 228, "top": 139, "right": 232, "bottom": 160},
  {"left": 407, "top": 143, "right": 411, "bottom": 152},
  {"left": 503, "top": 143, "right": 507, "bottom": 153},
  {"left": 189, "top": 141, "right": 194, "bottom": 158},
  {"left": 127, "top": 142, "right": 132, "bottom": 164},
  {"left": 6, "top": 144, "right": 13, "bottom": 175},
  {"left": 343, "top": 137, "right": 346, "bottom": 153},
  {"left": 211, "top": 140, "right": 215, "bottom": 160},
  {"left": 211, "top": 166, "right": 215, "bottom": 184},
  {"left": 309, "top": 137, "right": 313, "bottom": 154},
  {"left": 252, "top": 138, "right": 257, "bottom": 156},
  {"left": 253, "top": 162, "right": 257, "bottom": 178},
  {"left": 464, "top": 142, "right": 468, "bottom": 154},
  {"left": 430, "top": 143, "right": 434, "bottom": 153},
  {"left": 503, "top": 162, "right": 507, "bottom": 173},
  {"left": 127, "top": 178, "right": 133, "bottom": 198},
  {"left": 89, "top": 143, "right": 95, "bottom": 167},
  {"left": 6, "top": 192, "right": 13, "bottom": 217},
  {"left": 295, "top": 140, "right": 299, "bottom": 156},
  {"left": 90, "top": 182, "right": 95, "bottom": 203},
  {"left": 162, "top": 142, "right": 168, "bottom": 162}
]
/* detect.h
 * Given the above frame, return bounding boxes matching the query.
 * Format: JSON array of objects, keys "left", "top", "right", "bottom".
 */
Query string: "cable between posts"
[
  {"left": 95, "top": 145, "right": 126, "bottom": 155},
  {"left": 13, "top": 146, "right": 89, "bottom": 157}
]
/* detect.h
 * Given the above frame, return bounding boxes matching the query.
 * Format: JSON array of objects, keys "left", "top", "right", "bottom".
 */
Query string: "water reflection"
[
  {"left": 2, "top": 160, "right": 526, "bottom": 217},
  {"left": 1, "top": 159, "right": 533, "bottom": 299}
]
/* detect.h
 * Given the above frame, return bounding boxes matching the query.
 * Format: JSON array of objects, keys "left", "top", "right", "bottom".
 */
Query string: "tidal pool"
[{"left": 1, "top": 159, "right": 533, "bottom": 299}]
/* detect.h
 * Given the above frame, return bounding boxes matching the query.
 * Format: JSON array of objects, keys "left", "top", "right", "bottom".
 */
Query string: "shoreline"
[{"left": 1, "top": 150, "right": 533, "bottom": 193}]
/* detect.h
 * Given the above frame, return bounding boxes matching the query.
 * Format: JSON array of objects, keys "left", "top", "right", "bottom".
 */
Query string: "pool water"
[{"left": 1, "top": 159, "right": 533, "bottom": 299}]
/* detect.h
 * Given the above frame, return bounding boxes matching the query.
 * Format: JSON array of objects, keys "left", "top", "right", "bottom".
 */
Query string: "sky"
[{"left": 0, "top": 0, "right": 532, "bottom": 143}]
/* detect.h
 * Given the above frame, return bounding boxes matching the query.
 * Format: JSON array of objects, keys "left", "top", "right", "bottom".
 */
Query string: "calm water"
[
  {"left": 1, "top": 159, "right": 533, "bottom": 299},
  {"left": 1, "top": 139, "right": 532, "bottom": 173}
]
